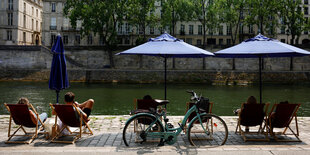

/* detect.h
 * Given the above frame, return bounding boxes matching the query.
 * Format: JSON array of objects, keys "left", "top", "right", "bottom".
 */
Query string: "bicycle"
[{"left": 122, "top": 90, "right": 228, "bottom": 147}]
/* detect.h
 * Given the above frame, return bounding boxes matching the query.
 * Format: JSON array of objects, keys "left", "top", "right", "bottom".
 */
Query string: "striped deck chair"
[
  {"left": 235, "top": 103, "right": 270, "bottom": 142},
  {"left": 4, "top": 103, "right": 48, "bottom": 144},
  {"left": 49, "top": 104, "right": 93, "bottom": 144},
  {"left": 266, "top": 103, "right": 301, "bottom": 142}
]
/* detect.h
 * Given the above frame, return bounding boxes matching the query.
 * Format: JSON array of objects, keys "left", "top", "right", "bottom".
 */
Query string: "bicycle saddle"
[{"left": 154, "top": 99, "right": 169, "bottom": 105}]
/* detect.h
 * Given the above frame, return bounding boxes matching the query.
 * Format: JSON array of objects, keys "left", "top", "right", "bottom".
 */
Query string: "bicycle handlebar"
[{"left": 186, "top": 90, "right": 199, "bottom": 101}]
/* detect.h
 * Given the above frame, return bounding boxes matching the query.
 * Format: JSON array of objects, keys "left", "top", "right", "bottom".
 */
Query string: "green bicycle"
[{"left": 123, "top": 90, "right": 228, "bottom": 147}]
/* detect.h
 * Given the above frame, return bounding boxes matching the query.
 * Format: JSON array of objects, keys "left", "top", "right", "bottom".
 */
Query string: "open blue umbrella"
[
  {"left": 215, "top": 34, "right": 310, "bottom": 103},
  {"left": 116, "top": 33, "right": 214, "bottom": 100},
  {"left": 49, "top": 35, "right": 69, "bottom": 104}
]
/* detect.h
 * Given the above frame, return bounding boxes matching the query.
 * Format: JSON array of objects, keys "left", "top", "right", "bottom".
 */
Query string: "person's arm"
[{"left": 29, "top": 110, "right": 37, "bottom": 124}]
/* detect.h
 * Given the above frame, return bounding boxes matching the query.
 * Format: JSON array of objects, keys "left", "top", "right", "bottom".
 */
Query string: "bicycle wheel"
[
  {"left": 123, "top": 114, "right": 164, "bottom": 146},
  {"left": 188, "top": 113, "right": 228, "bottom": 147}
]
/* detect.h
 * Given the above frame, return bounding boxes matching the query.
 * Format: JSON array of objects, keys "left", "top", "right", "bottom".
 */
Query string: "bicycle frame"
[{"left": 126, "top": 103, "right": 208, "bottom": 145}]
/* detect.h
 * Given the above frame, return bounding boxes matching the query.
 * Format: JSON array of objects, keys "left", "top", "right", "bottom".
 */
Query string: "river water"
[{"left": 1, "top": 81, "right": 310, "bottom": 116}]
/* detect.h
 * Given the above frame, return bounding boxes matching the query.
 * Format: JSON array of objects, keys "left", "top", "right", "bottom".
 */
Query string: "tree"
[
  {"left": 161, "top": 0, "right": 192, "bottom": 35},
  {"left": 245, "top": 0, "right": 280, "bottom": 37},
  {"left": 64, "top": 0, "right": 129, "bottom": 68},
  {"left": 189, "top": 0, "right": 219, "bottom": 48},
  {"left": 280, "top": 0, "right": 305, "bottom": 45},
  {"left": 127, "top": 0, "right": 157, "bottom": 41}
]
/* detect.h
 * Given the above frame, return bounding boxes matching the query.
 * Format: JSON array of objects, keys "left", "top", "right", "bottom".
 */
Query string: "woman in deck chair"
[
  {"left": 18, "top": 97, "right": 48, "bottom": 126},
  {"left": 234, "top": 96, "right": 257, "bottom": 132}
]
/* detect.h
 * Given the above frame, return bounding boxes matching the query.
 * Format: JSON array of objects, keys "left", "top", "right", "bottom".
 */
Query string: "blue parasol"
[
  {"left": 116, "top": 33, "right": 214, "bottom": 100},
  {"left": 215, "top": 34, "right": 310, "bottom": 103},
  {"left": 49, "top": 35, "right": 69, "bottom": 104}
]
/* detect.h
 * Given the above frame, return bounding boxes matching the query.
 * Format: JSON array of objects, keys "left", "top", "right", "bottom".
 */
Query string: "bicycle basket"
[{"left": 197, "top": 97, "right": 210, "bottom": 112}]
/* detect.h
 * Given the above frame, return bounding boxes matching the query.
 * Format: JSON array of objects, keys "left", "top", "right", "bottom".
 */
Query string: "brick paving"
[{"left": 0, "top": 115, "right": 309, "bottom": 154}]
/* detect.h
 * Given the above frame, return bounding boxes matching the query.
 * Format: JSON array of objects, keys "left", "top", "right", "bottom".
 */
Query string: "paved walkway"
[{"left": 0, "top": 115, "right": 310, "bottom": 154}]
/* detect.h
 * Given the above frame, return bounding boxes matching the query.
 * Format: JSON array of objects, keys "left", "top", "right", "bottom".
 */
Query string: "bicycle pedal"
[{"left": 158, "top": 141, "right": 165, "bottom": 146}]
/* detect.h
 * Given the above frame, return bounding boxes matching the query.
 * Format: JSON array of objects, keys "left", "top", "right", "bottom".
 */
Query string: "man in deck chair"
[{"left": 64, "top": 92, "right": 94, "bottom": 122}]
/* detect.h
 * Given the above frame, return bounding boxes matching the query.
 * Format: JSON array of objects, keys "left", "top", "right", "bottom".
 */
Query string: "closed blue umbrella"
[
  {"left": 49, "top": 35, "right": 69, "bottom": 104},
  {"left": 116, "top": 33, "right": 214, "bottom": 100},
  {"left": 215, "top": 34, "right": 310, "bottom": 103}
]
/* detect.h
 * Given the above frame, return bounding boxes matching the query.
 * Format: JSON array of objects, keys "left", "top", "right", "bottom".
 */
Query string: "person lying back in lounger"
[
  {"left": 17, "top": 97, "right": 48, "bottom": 126},
  {"left": 64, "top": 92, "right": 94, "bottom": 122}
]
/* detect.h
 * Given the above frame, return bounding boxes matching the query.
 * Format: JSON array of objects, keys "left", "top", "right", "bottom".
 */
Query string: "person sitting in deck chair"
[
  {"left": 18, "top": 97, "right": 48, "bottom": 126},
  {"left": 64, "top": 92, "right": 94, "bottom": 122},
  {"left": 234, "top": 96, "right": 258, "bottom": 132}
]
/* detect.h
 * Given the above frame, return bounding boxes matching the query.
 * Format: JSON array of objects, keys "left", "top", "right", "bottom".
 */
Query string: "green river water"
[{"left": 0, "top": 81, "right": 309, "bottom": 116}]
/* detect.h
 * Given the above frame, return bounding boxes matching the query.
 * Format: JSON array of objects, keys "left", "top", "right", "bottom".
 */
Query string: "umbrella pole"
[
  {"left": 259, "top": 56, "right": 262, "bottom": 104},
  {"left": 164, "top": 57, "right": 167, "bottom": 101},
  {"left": 56, "top": 90, "right": 60, "bottom": 104}
]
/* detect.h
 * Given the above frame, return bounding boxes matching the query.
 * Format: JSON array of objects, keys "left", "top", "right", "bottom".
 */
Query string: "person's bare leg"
[{"left": 79, "top": 99, "right": 94, "bottom": 110}]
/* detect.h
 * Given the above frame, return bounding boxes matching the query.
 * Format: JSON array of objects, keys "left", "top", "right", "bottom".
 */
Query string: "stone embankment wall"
[{"left": 1, "top": 45, "right": 310, "bottom": 84}]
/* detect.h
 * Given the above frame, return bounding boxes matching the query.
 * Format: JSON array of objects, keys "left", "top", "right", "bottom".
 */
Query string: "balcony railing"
[{"left": 50, "top": 26, "right": 57, "bottom": 30}]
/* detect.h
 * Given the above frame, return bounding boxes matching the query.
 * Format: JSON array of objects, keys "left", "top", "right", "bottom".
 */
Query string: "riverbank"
[{"left": 0, "top": 115, "right": 310, "bottom": 154}]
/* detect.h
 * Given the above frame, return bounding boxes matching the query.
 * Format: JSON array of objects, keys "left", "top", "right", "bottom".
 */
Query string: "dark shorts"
[{"left": 83, "top": 108, "right": 92, "bottom": 117}]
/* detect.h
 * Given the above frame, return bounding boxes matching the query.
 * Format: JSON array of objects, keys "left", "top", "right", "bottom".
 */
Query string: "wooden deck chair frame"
[
  {"left": 235, "top": 103, "right": 270, "bottom": 142},
  {"left": 133, "top": 99, "right": 162, "bottom": 143},
  {"left": 49, "top": 104, "right": 93, "bottom": 144},
  {"left": 4, "top": 103, "right": 48, "bottom": 144},
  {"left": 183, "top": 102, "right": 214, "bottom": 133},
  {"left": 266, "top": 103, "right": 301, "bottom": 142}
]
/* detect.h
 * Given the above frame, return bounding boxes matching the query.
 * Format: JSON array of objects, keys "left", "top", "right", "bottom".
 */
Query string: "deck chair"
[
  {"left": 132, "top": 99, "right": 159, "bottom": 115},
  {"left": 4, "top": 103, "right": 48, "bottom": 144},
  {"left": 235, "top": 103, "right": 269, "bottom": 142},
  {"left": 49, "top": 104, "right": 93, "bottom": 144},
  {"left": 266, "top": 103, "right": 301, "bottom": 142},
  {"left": 184, "top": 101, "right": 213, "bottom": 133}
]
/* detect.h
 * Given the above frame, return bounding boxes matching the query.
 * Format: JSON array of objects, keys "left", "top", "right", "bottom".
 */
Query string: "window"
[
  {"left": 219, "top": 25, "right": 223, "bottom": 35},
  {"left": 8, "top": 13, "right": 13, "bottom": 26},
  {"left": 23, "top": 15, "right": 26, "bottom": 28},
  {"left": 51, "top": 34, "right": 56, "bottom": 45},
  {"left": 196, "top": 39, "right": 202, "bottom": 46},
  {"left": 219, "top": 39, "right": 223, "bottom": 45},
  {"left": 87, "top": 35, "right": 93, "bottom": 45},
  {"left": 63, "top": 35, "right": 68, "bottom": 45},
  {"left": 198, "top": 25, "right": 202, "bottom": 35},
  {"left": 227, "top": 25, "right": 231, "bottom": 35},
  {"left": 8, "top": 0, "right": 13, "bottom": 10},
  {"left": 305, "top": 0, "right": 309, "bottom": 5},
  {"left": 125, "top": 37, "right": 130, "bottom": 44},
  {"left": 99, "top": 36, "right": 104, "bottom": 45},
  {"left": 7, "top": 30, "right": 12, "bottom": 40},
  {"left": 281, "top": 26, "right": 285, "bottom": 34},
  {"left": 227, "top": 39, "right": 231, "bottom": 45},
  {"left": 24, "top": 3, "right": 26, "bottom": 13},
  {"left": 150, "top": 27, "right": 154, "bottom": 34},
  {"left": 50, "top": 17, "right": 56, "bottom": 30},
  {"left": 189, "top": 25, "right": 193, "bottom": 35},
  {"left": 125, "top": 23, "right": 130, "bottom": 34},
  {"left": 75, "top": 35, "right": 80, "bottom": 45},
  {"left": 36, "top": 21, "right": 38, "bottom": 31},
  {"left": 239, "top": 23, "right": 243, "bottom": 34},
  {"left": 139, "top": 25, "right": 143, "bottom": 34},
  {"left": 51, "top": 3, "right": 56, "bottom": 12},
  {"left": 32, "top": 19, "right": 34, "bottom": 30},
  {"left": 249, "top": 25, "right": 254, "bottom": 34},
  {"left": 118, "top": 23, "right": 123, "bottom": 34},
  {"left": 280, "top": 39, "right": 286, "bottom": 43},
  {"left": 23, "top": 32, "right": 26, "bottom": 43},
  {"left": 32, "top": 7, "right": 34, "bottom": 15},
  {"left": 180, "top": 24, "right": 185, "bottom": 35},
  {"left": 186, "top": 38, "right": 192, "bottom": 45},
  {"left": 36, "top": 9, "right": 38, "bottom": 17},
  {"left": 305, "top": 7, "right": 309, "bottom": 15}
]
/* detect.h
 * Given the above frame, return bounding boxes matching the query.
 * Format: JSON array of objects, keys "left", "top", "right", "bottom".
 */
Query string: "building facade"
[
  {"left": 1, "top": 0, "right": 309, "bottom": 47},
  {"left": 0, "top": 0, "right": 43, "bottom": 45}
]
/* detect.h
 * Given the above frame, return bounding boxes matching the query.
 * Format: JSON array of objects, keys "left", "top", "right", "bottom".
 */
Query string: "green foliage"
[
  {"left": 127, "top": 0, "right": 158, "bottom": 39},
  {"left": 279, "top": 0, "right": 306, "bottom": 44},
  {"left": 161, "top": 0, "right": 192, "bottom": 35}
]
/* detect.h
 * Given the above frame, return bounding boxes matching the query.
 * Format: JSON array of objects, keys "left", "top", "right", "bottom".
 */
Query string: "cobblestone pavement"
[{"left": 0, "top": 115, "right": 310, "bottom": 154}]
